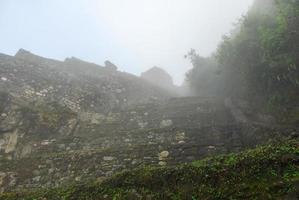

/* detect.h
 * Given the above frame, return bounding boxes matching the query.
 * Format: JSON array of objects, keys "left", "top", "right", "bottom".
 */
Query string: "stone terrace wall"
[{"left": 0, "top": 96, "right": 280, "bottom": 191}]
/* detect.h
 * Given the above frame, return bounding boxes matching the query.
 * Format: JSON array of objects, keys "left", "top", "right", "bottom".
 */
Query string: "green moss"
[
  {"left": 16, "top": 101, "right": 77, "bottom": 134},
  {"left": 36, "top": 102, "right": 77, "bottom": 129},
  {"left": 1, "top": 139, "right": 298, "bottom": 200}
]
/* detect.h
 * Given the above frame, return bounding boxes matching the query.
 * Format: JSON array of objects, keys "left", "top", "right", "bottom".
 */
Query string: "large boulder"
[
  {"left": 141, "top": 67, "right": 176, "bottom": 92},
  {"left": 104, "top": 60, "right": 118, "bottom": 71}
]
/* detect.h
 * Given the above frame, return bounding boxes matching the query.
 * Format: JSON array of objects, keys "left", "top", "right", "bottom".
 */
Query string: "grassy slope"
[{"left": 1, "top": 139, "right": 298, "bottom": 200}]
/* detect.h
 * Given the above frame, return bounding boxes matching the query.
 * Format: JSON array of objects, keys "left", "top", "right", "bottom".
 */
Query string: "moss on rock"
[{"left": 1, "top": 139, "right": 298, "bottom": 200}]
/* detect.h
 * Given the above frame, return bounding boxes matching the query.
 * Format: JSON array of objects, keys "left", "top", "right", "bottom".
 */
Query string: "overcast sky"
[{"left": 0, "top": 0, "right": 254, "bottom": 85}]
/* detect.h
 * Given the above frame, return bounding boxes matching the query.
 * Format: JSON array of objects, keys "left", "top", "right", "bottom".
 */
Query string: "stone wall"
[
  {"left": 1, "top": 50, "right": 173, "bottom": 114},
  {"left": 0, "top": 50, "right": 289, "bottom": 192},
  {"left": 0, "top": 96, "right": 281, "bottom": 191}
]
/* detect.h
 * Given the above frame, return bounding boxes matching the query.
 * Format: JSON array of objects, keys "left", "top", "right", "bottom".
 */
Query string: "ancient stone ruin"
[
  {"left": 0, "top": 49, "right": 286, "bottom": 191},
  {"left": 141, "top": 66, "right": 177, "bottom": 92}
]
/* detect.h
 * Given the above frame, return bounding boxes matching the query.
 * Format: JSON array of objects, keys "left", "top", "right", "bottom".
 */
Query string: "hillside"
[
  {"left": 0, "top": 48, "right": 297, "bottom": 197},
  {"left": 0, "top": 0, "right": 298, "bottom": 199},
  {"left": 0, "top": 92, "right": 289, "bottom": 192},
  {"left": 1, "top": 49, "right": 173, "bottom": 113},
  {"left": 0, "top": 49, "right": 178, "bottom": 191},
  {"left": 1, "top": 139, "right": 298, "bottom": 200},
  {"left": 141, "top": 67, "right": 177, "bottom": 92}
]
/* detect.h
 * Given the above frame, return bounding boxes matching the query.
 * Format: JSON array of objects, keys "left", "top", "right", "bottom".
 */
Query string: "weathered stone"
[
  {"left": 0, "top": 139, "right": 5, "bottom": 150},
  {"left": 7, "top": 173, "right": 17, "bottom": 187},
  {"left": 138, "top": 121, "right": 148, "bottom": 129},
  {"left": 0, "top": 172, "right": 6, "bottom": 186},
  {"left": 175, "top": 132, "right": 185, "bottom": 141},
  {"left": 158, "top": 161, "right": 167, "bottom": 166},
  {"left": 1, "top": 77, "right": 7, "bottom": 81},
  {"left": 186, "top": 156, "right": 195, "bottom": 160},
  {"left": 103, "top": 156, "right": 115, "bottom": 161},
  {"left": 41, "top": 140, "right": 51, "bottom": 146},
  {"left": 207, "top": 146, "right": 216, "bottom": 150},
  {"left": 131, "top": 160, "right": 138, "bottom": 165},
  {"left": 0, "top": 51, "right": 284, "bottom": 192},
  {"left": 96, "top": 176, "right": 106, "bottom": 183},
  {"left": 158, "top": 151, "right": 169, "bottom": 161},
  {"left": 141, "top": 67, "right": 176, "bottom": 92},
  {"left": 160, "top": 120, "right": 173, "bottom": 128},
  {"left": 124, "top": 139, "right": 131, "bottom": 143},
  {"left": 33, "top": 168, "right": 42, "bottom": 175},
  {"left": 104, "top": 60, "right": 118, "bottom": 71},
  {"left": 58, "top": 144, "right": 66, "bottom": 149},
  {"left": 32, "top": 176, "right": 41, "bottom": 182},
  {"left": 48, "top": 168, "right": 55, "bottom": 174},
  {"left": 4, "top": 130, "right": 18, "bottom": 153},
  {"left": 19, "top": 145, "right": 32, "bottom": 158}
]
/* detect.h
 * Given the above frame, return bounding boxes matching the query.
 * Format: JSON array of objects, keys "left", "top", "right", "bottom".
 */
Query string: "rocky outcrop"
[
  {"left": 1, "top": 50, "right": 173, "bottom": 113},
  {"left": 0, "top": 95, "right": 283, "bottom": 191},
  {"left": 104, "top": 60, "right": 118, "bottom": 71},
  {"left": 0, "top": 49, "right": 175, "bottom": 160},
  {"left": 2, "top": 130, "right": 18, "bottom": 154},
  {"left": 0, "top": 49, "right": 290, "bottom": 192},
  {"left": 141, "top": 67, "right": 177, "bottom": 92}
]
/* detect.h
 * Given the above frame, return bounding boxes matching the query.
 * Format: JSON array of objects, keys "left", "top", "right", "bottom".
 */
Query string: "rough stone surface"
[
  {"left": 0, "top": 49, "right": 287, "bottom": 192},
  {"left": 160, "top": 120, "right": 173, "bottom": 128},
  {"left": 141, "top": 67, "right": 176, "bottom": 92},
  {"left": 158, "top": 151, "right": 169, "bottom": 160}
]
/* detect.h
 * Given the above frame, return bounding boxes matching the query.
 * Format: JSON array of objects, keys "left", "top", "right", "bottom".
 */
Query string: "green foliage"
[
  {"left": 1, "top": 139, "right": 298, "bottom": 200},
  {"left": 17, "top": 101, "right": 77, "bottom": 135},
  {"left": 185, "top": 50, "right": 222, "bottom": 96},
  {"left": 259, "top": 0, "right": 299, "bottom": 95},
  {"left": 186, "top": 0, "right": 299, "bottom": 117},
  {"left": 35, "top": 102, "right": 76, "bottom": 130}
]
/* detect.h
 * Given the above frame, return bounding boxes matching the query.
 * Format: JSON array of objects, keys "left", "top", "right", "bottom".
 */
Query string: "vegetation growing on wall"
[
  {"left": 1, "top": 138, "right": 298, "bottom": 200},
  {"left": 186, "top": 0, "right": 299, "bottom": 120},
  {"left": 17, "top": 102, "right": 76, "bottom": 135}
]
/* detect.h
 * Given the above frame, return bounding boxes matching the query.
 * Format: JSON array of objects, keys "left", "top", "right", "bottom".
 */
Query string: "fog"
[
  {"left": 1, "top": 0, "right": 299, "bottom": 196},
  {"left": 0, "top": 0, "right": 253, "bottom": 85}
]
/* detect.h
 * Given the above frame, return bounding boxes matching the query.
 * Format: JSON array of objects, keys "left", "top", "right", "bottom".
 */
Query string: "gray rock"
[
  {"left": 160, "top": 120, "right": 173, "bottom": 128},
  {"left": 103, "top": 156, "right": 115, "bottom": 161},
  {"left": 48, "top": 168, "right": 55, "bottom": 174},
  {"left": 158, "top": 151, "right": 169, "bottom": 161},
  {"left": 1, "top": 77, "right": 7, "bottom": 81},
  {"left": 32, "top": 176, "right": 41, "bottom": 182},
  {"left": 32, "top": 170, "right": 40, "bottom": 176},
  {"left": 138, "top": 121, "right": 148, "bottom": 129},
  {"left": 158, "top": 161, "right": 167, "bottom": 166},
  {"left": 0, "top": 113, "right": 7, "bottom": 118},
  {"left": 58, "top": 144, "right": 66, "bottom": 149}
]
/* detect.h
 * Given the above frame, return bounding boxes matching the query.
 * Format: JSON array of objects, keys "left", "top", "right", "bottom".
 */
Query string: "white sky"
[{"left": 0, "top": 0, "right": 254, "bottom": 85}]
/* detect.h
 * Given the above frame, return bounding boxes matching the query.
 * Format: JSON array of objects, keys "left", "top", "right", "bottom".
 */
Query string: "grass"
[{"left": 1, "top": 138, "right": 298, "bottom": 200}]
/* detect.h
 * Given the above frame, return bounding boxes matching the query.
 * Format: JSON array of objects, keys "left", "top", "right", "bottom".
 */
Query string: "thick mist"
[
  {"left": 0, "top": 0, "right": 298, "bottom": 197},
  {"left": 0, "top": 0, "right": 254, "bottom": 85}
]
